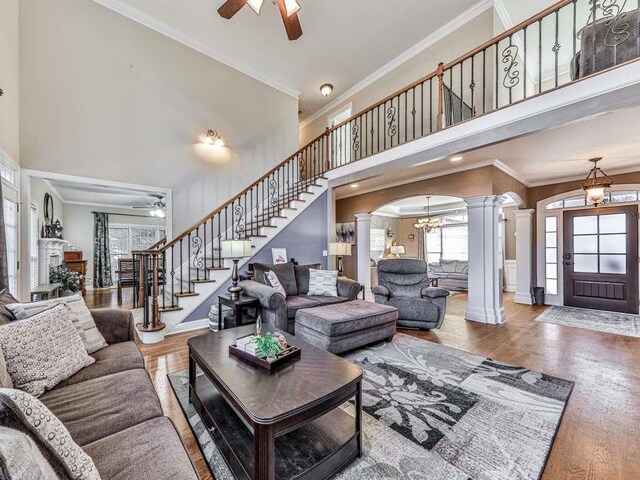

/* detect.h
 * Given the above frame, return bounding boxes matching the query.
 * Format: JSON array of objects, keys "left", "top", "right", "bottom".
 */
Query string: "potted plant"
[{"left": 49, "top": 265, "right": 81, "bottom": 296}]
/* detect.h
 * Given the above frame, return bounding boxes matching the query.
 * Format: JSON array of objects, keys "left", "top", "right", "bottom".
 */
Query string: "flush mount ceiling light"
[
  {"left": 582, "top": 157, "right": 612, "bottom": 207},
  {"left": 450, "top": 156, "right": 464, "bottom": 162},
  {"left": 203, "top": 130, "right": 225, "bottom": 147},
  {"left": 218, "top": 0, "right": 303, "bottom": 41},
  {"left": 320, "top": 84, "right": 334, "bottom": 98},
  {"left": 413, "top": 196, "right": 442, "bottom": 232}
]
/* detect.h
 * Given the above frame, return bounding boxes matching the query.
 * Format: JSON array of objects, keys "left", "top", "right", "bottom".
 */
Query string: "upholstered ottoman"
[{"left": 295, "top": 300, "right": 398, "bottom": 354}]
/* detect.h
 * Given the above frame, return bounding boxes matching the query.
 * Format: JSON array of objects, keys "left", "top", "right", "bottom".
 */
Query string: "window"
[
  {"left": 0, "top": 164, "right": 15, "bottom": 186},
  {"left": 108, "top": 225, "right": 165, "bottom": 281},
  {"left": 29, "top": 203, "right": 39, "bottom": 289},
  {"left": 546, "top": 191, "right": 640, "bottom": 210},
  {"left": 3, "top": 198, "right": 18, "bottom": 294},
  {"left": 545, "top": 216, "right": 558, "bottom": 295},
  {"left": 328, "top": 104, "right": 353, "bottom": 167},
  {"left": 370, "top": 228, "right": 385, "bottom": 252},
  {"left": 425, "top": 212, "right": 469, "bottom": 262}
]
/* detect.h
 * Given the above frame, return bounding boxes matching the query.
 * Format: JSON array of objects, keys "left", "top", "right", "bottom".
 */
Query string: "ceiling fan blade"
[
  {"left": 218, "top": 0, "right": 248, "bottom": 19},
  {"left": 276, "top": 0, "right": 303, "bottom": 40}
]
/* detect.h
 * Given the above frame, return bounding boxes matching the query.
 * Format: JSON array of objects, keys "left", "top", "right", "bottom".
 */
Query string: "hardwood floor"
[
  {"left": 85, "top": 288, "right": 133, "bottom": 310},
  {"left": 135, "top": 293, "right": 640, "bottom": 480}
]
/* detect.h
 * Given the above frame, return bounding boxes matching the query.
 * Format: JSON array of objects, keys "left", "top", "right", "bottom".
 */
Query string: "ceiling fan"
[
  {"left": 133, "top": 194, "right": 166, "bottom": 218},
  {"left": 218, "top": 0, "right": 303, "bottom": 41}
]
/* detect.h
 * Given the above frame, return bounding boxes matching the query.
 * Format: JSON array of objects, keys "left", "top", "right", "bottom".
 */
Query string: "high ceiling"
[
  {"left": 93, "top": 0, "right": 482, "bottom": 119},
  {"left": 374, "top": 195, "right": 466, "bottom": 217},
  {"left": 335, "top": 104, "right": 640, "bottom": 199}
]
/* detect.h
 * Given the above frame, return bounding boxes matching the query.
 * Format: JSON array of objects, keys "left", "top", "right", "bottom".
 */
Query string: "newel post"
[{"left": 436, "top": 62, "right": 444, "bottom": 131}]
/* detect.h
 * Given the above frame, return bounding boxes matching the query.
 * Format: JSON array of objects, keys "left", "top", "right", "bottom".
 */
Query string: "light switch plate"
[{"left": 322, "top": 250, "right": 328, "bottom": 257}]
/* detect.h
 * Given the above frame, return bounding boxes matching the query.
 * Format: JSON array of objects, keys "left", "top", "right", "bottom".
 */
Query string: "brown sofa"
[
  {"left": 7, "top": 308, "right": 198, "bottom": 479},
  {"left": 240, "top": 262, "right": 362, "bottom": 334}
]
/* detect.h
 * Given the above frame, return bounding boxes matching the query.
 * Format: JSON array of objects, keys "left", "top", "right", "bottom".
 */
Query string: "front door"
[{"left": 563, "top": 205, "right": 639, "bottom": 314}]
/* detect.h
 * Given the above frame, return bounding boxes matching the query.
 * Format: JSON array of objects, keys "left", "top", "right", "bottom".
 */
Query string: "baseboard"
[
  {"left": 167, "top": 319, "right": 210, "bottom": 335},
  {"left": 514, "top": 292, "right": 534, "bottom": 305},
  {"left": 465, "top": 305, "right": 507, "bottom": 324}
]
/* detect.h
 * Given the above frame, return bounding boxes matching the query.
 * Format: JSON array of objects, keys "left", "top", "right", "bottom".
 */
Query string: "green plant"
[
  {"left": 49, "top": 265, "right": 81, "bottom": 293},
  {"left": 253, "top": 332, "right": 283, "bottom": 360}
]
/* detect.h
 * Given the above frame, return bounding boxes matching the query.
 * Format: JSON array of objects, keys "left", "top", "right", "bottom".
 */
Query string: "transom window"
[{"left": 546, "top": 191, "right": 639, "bottom": 210}]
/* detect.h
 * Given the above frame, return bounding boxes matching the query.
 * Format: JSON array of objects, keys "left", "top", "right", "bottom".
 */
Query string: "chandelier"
[
  {"left": 413, "top": 196, "right": 442, "bottom": 232},
  {"left": 582, "top": 157, "right": 612, "bottom": 207}
]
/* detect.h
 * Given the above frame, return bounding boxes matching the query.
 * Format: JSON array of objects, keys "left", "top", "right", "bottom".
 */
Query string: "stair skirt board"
[{"left": 157, "top": 180, "right": 328, "bottom": 333}]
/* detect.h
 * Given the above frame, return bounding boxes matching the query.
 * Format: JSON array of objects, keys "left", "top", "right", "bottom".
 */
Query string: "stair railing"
[{"left": 136, "top": 0, "right": 640, "bottom": 332}]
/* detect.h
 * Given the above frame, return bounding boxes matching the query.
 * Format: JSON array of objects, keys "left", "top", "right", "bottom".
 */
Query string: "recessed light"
[
  {"left": 450, "top": 156, "right": 464, "bottom": 162},
  {"left": 350, "top": 184, "right": 359, "bottom": 188}
]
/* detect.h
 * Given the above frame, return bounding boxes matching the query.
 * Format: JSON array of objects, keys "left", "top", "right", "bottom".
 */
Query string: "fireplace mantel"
[{"left": 38, "top": 238, "right": 70, "bottom": 285}]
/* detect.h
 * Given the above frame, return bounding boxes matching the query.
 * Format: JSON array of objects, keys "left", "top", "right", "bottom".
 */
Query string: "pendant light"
[{"left": 582, "top": 157, "right": 612, "bottom": 207}]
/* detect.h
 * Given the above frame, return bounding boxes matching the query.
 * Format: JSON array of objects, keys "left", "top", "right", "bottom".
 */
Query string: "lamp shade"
[
  {"left": 221, "top": 240, "right": 252, "bottom": 259},
  {"left": 328, "top": 242, "right": 352, "bottom": 256},
  {"left": 390, "top": 245, "right": 406, "bottom": 255}
]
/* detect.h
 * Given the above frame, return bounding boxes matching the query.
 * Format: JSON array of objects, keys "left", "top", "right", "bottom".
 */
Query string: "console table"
[{"left": 188, "top": 326, "right": 363, "bottom": 480}]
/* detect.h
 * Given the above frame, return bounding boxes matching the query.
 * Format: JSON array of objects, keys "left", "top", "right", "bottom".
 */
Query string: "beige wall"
[
  {"left": 19, "top": 0, "right": 299, "bottom": 235},
  {"left": 299, "top": 9, "right": 495, "bottom": 147},
  {"left": 30, "top": 179, "right": 65, "bottom": 230},
  {"left": 63, "top": 204, "right": 164, "bottom": 287},
  {"left": 399, "top": 218, "right": 420, "bottom": 258},
  {"left": 503, "top": 205, "right": 517, "bottom": 260},
  {"left": 0, "top": 0, "right": 19, "bottom": 163},
  {"left": 370, "top": 215, "right": 399, "bottom": 260}
]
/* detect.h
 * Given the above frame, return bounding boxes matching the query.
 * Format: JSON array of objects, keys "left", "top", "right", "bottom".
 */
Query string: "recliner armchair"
[{"left": 372, "top": 258, "right": 450, "bottom": 330}]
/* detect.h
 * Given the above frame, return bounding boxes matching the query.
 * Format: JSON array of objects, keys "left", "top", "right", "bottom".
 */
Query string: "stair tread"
[
  {"left": 191, "top": 279, "right": 217, "bottom": 284},
  {"left": 159, "top": 306, "right": 183, "bottom": 313},
  {"left": 175, "top": 292, "right": 200, "bottom": 298},
  {"left": 207, "top": 267, "right": 231, "bottom": 271}
]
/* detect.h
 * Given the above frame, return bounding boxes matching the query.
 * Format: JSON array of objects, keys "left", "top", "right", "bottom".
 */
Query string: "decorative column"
[
  {"left": 514, "top": 209, "right": 535, "bottom": 305},
  {"left": 464, "top": 196, "right": 507, "bottom": 324},
  {"left": 355, "top": 213, "right": 372, "bottom": 294}
]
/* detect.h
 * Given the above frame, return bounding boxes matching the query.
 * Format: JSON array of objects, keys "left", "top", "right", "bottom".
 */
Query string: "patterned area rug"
[
  {"left": 168, "top": 334, "right": 573, "bottom": 480},
  {"left": 535, "top": 305, "right": 640, "bottom": 337}
]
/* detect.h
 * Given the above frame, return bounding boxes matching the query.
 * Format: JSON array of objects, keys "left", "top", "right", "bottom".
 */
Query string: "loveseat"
[
  {"left": 428, "top": 259, "right": 469, "bottom": 290},
  {"left": 0, "top": 308, "right": 198, "bottom": 479},
  {"left": 239, "top": 262, "right": 362, "bottom": 334}
]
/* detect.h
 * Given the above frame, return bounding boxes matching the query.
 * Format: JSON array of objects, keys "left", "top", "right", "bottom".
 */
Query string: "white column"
[
  {"left": 465, "top": 196, "right": 507, "bottom": 324},
  {"left": 355, "top": 213, "right": 372, "bottom": 293},
  {"left": 514, "top": 209, "right": 535, "bottom": 305}
]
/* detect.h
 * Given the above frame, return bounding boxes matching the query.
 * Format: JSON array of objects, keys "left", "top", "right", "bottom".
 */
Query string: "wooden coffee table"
[{"left": 188, "top": 325, "right": 363, "bottom": 480}]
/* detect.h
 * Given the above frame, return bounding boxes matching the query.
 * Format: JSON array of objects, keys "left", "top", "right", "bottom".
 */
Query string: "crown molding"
[
  {"left": 492, "top": 159, "right": 532, "bottom": 187},
  {"left": 299, "top": 0, "right": 495, "bottom": 130},
  {"left": 91, "top": 0, "right": 300, "bottom": 99},
  {"left": 41, "top": 179, "right": 66, "bottom": 204}
]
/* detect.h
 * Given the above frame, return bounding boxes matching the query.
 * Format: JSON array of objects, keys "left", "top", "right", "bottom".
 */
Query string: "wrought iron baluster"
[
  {"left": 170, "top": 246, "right": 175, "bottom": 307},
  {"left": 179, "top": 239, "right": 183, "bottom": 295},
  {"left": 523, "top": 26, "right": 528, "bottom": 99},
  {"left": 539, "top": 19, "right": 543, "bottom": 94},
  {"left": 412, "top": 87, "right": 416, "bottom": 140},
  {"left": 495, "top": 42, "right": 499, "bottom": 108},
  {"left": 482, "top": 49, "right": 486, "bottom": 113},
  {"left": 471, "top": 55, "right": 476, "bottom": 114},
  {"left": 404, "top": 91, "right": 408, "bottom": 144},
  {"left": 553, "top": 10, "right": 561, "bottom": 88},
  {"left": 460, "top": 62, "right": 464, "bottom": 120},
  {"left": 187, "top": 232, "right": 192, "bottom": 291},
  {"left": 502, "top": 35, "right": 520, "bottom": 104}
]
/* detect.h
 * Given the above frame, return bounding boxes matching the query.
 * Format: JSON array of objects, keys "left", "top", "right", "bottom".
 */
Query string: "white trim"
[
  {"left": 91, "top": 0, "right": 300, "bottom": 99},
  {"left": 299, "top": 0, "right": 495, "bottom": 129},
  {"left": 167, "top": 319, "right": 210, "bottom": 336},
  {"left": 328, "top": 103, "right": 353, "bottom": 128},
  {"left": 493, "top": 160, "right": 532, "bottom": 188},
  {"left": 41, "top": 179, "right": 65, "bottom": 204}
]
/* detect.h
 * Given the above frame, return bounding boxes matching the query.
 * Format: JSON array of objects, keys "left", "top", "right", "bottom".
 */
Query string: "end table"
[{"left": 217, "top": 294, "right": 260, "bottom": 331}]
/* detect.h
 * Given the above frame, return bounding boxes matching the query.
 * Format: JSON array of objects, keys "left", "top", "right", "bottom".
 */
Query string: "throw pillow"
[
  {"left": 7, "top": 294, "right": 107, "bottom": 354},
  {"left": 0, "top": 304, "right": 95, "bottom": 397},
  {"left": 253, "top": 262, "right": 298, "bottom": 296},
  {"left": 0, "top": 289, "right": 18, "bottom": 325},
  {"left": 265, "top": 271, "right": 287, "bottom": 298},
  {"left": 293, "top": 264, "right": 322, "bottom": 295},
  {"left": 0, "top": 348, "right": 12, "bottom": 389},
  {"left": 308, "top": 269, "right": 339, "bottom": 297},
  {"left": 0, "top": 389, "right": 101, "bottom": 479},
  {"left": 0, "top": 427, "right": 60, "bottom": 479}
]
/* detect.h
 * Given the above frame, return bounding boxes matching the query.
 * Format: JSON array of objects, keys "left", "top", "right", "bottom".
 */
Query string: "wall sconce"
[
  {"left": 408, "top": 233, "right": 415, "bottom": 242},
  {"left": 203, "top": 130, "right": 225, "bottom": 147}
]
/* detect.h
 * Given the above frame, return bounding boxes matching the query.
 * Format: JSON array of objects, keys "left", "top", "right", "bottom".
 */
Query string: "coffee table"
[{"left": 188, "top": 325, "right": 363, "bottom": 480}]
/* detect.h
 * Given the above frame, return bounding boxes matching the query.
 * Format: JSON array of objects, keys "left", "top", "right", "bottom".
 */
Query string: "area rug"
[
  {"left": 535, "top": 305, "right": 640, "bottom": 338},
  {"left": 168, "top": 334, "right": 573, "bottom": 480}
]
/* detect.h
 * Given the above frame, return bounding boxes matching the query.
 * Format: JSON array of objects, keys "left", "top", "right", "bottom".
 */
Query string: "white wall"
[
  {"left": 63, "top": 204, "right": 164, "bottom": 287},
  {"left": 19, "top": 0, "right": 299, "bottom": 236},
  {"left": 0, "top": 0, "right": 19, "bottom": 163}
]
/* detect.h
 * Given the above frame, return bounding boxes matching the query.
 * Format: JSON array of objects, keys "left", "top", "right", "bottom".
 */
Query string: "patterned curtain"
[
  {"left": 0, "top": 180, "right": 8, "bottom": 291},
  {"left": 93, "top": 213, "right": 113, "bottom": 288}
]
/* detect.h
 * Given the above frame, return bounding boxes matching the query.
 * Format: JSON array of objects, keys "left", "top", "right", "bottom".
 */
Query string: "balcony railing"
[{"left": 135, "top": 0, "right": 640, "bottom": 332}]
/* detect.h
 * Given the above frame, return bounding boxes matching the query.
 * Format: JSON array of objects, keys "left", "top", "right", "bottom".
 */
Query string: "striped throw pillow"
[{"left": 308, "top": 269, "right": 339, "bottom": 297}]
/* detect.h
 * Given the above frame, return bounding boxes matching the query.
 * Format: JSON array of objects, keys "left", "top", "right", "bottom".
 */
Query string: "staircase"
[{"left": 134, "top": 0, "right": 640, "bottom": 342}]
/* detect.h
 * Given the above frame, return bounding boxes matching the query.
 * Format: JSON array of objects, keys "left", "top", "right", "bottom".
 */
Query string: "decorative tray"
[{"left": 229, "top": 334, "right": 301, "bottom": 371}]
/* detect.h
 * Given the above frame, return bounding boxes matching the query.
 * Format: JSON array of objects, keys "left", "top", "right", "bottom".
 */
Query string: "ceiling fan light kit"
[{"left": 218, "top": 0, "right": 303, "bottom": 40}]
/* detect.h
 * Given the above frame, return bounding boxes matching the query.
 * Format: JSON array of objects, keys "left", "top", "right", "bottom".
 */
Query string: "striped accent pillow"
[
  {"left": 308, "top": 269, "right": 339, "bottom": 297},
  {"left": 266, "top": 271, "right": 287, "bottom": 298},
  {"left": 7, "top": 294, "right": 107, "bottom": 354}
]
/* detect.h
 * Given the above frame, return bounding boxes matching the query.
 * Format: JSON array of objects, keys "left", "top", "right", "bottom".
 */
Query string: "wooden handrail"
[{"left": 145, "top": 0, "right": 580, "bottom": 257}]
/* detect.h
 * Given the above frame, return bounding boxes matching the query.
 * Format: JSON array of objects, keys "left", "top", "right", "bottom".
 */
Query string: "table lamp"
[
  {"left": 390, "top": 245, "right": 406, "bottom": 258},
  {"left": 328, "top": 242, "right": 352, "bottom": 277},
  {"left": 221, "top": 239, "right": 253, "bottom": 299}
]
